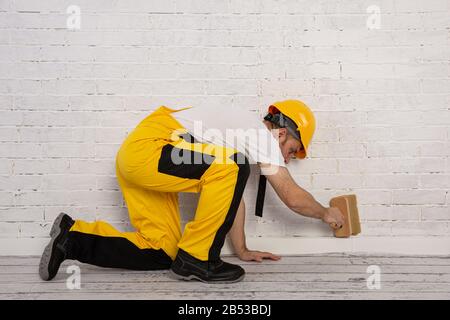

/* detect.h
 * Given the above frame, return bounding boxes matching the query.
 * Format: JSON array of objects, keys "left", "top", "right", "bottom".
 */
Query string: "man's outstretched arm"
[{"left": 261, "top": 164, "right": 344, "bottom": 228}]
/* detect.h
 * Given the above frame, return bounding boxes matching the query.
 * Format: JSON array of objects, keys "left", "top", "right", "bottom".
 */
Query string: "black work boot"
[
  {"left": 170, "top": 249, "right": 245, "bottom": 283},
  {"left": 39, "top": 213, "right": 75, "bottom": 281}
]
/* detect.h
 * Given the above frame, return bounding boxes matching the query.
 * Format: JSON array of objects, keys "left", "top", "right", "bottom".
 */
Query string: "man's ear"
[{"left": 278, "top": 128, "right": 287, "bottom": 138}]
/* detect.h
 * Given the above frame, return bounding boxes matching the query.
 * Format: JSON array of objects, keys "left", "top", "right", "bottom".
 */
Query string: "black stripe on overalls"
[
  {"left": 208, "top": 152, "right": 250, "bottom": 261},
  {"left": 67, "top": 232, "right": 173, "bottom": 270},
  {"left": 157, "top": 132, "right": 215, "bottom": 179}
]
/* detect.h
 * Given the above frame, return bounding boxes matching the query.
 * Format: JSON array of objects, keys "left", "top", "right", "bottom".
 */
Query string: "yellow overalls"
[{"left": 66, "top": 106, "right": 250, "bottom": 269}]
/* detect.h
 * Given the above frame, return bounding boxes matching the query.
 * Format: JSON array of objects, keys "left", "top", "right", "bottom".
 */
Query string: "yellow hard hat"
[{"left": 266, "top": 99, "right": 316, "bottom": 159}]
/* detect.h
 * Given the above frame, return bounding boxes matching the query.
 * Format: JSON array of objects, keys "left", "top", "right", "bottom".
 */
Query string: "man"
[{"left": 39, "top": 99, "right": 344, "bottom": 284}]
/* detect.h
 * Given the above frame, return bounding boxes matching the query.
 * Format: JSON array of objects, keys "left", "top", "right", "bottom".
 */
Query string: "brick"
[
  {"left": 112, "top": 0, "right": 175, "bottom": 13},
  {"left": 361, "top": 205, "right": 422, "bottom": 221},
  {"left": 69, "top": 96, "right": 123, "bottom": 111},
  {"left": 338, "top": 158, "right": 391, "bottom": 174},
  {"left": 42, "top": 174, "right": 96, "bottom": 191},
  {"left": 44, "top": 206, "right": 95, "bottom": 222},
  {"left": 0, "top": 207, "right": 44, "bottom": 222},
  {"left": 19, "top": 221, "right": 50, "bottom": 238},
  {"left": 367, "top": 111, "right": 423, "bottom": 126},
  {"left": 0, "top": 96, "right": 13, "bottom": 110},
  {"left": 43, "top": 143, "right": 95, "bottom": 158},
  {"left": 389, "top": 158, "right": 446, "bottom": 174},
  {"left": 95, "top": 143, "right": 120, "bottom": 159},
  {"left": 394, "top": 0, "right": 449, "bottom": 13},
  {"left": 261, "top": 47, "right": 314, "bottom": 64},
  {"left": 391, "top": 205, "right": 422, "bottom": 221},
  {"left": 393, "top": 190, "right": 446, "bottom": 205},
  {"left": 261, "top": 79, "right": 314, "bottom": 95},
  {"left": 286, "top": 62, "right": 341, "bottom": 79},
  {"left": 68, "top": 159, "right": 115, "bottom": 175},
  {"left": 363, "top": 174, "right": 419, "bottom": 189},
  {"left": 12, "top": 0, "right": 62, "bottom": 12},
  {"left": 0, "top": 143, "right": 42, "bottom": 158},
  {"left": 229, "top": 0, "right": 261, "bottom": 14},
  {"left": 313, "top": 128, "right": 339, "bottom": 142},
  {"left": 19, "top": 127, "right": 72, "bottom": 142},
  {"left": 0, "top": 222, "right": 19, "bottom": 238},
  {"left": 422, "top": 79, "right": 450, "bottom": 94},
  {"left": 69, "top": 190, "right": 123, "bottom": 206},
  {"left": 71, "top": 128, "right": 96, "bottom": 142},
  {"left": 312, "top": 174, "right": 363, "bottom": 189},
  {"left": 310, "top": 143, "right": 365, "bottom": 158},
  {"left": 422, "top": 12, "right": 450, "bottom": 29},
  {"left": 47, "top": 111, "right": 98, "bottom": 127},
  {"left": 96, "top": 176, "right": 120, "bottom": 191},
  {"left": 0, "top": 191, "right": 14, "bottom": 206},
  {"left": 14, "top": 96, "right": 69, "bottom": 111},
  {"left": 422, "top": 111, "right": 450, "bottom": 125},
  {"left": 178, "top": 64, "right": 230, "bottom": 79},
  {"left": 361, "top": 221, "right": 392, "bottom": 236},
  {"left": 357, "top": 190, "right": 392, "bottom": 205},
  {"left": 42, "top": 79, "right": 96, "bottom": 95},
  {"left": 95, "top": 128, "right": 127, "bottom": 143},
  {"left": 13, "top": 159, "right": 69, "bottom": 174},
  {"left": 10, "top": 29, "right": 65, "bottom": 45},
  {"left": 341, "top": 63, "right": 396, "bottom": 79},
  {"left": 14, "top": 191, "right": 71, "bottom": 206},
  {"left": 422, "top": 45, "right": 450, "bottom": 62},
  {"left": 0, "top": 127, "right": 19, "bottom": 141},
  {"left": 95, "top": 206, "right": 129, "bottom": 222},
  {"left": 382, "top": 14, "right": 423, "bottom": 30},
  {"left": 360, "top": 205, "right": 393, "bottom": 221},
  {"left": 0, "top": 175, "right": 42, "bottom": 191},
  {"left": 420, "top": 174, "right": 450, "bottom": 189},
  {"left": 392, "top": 221, "right": 447, "bottom": 236},
  {"left": 367, "top": 142, "right": 421, "bottom": 157},
  {"left": 205, "top": 80, "right": 257, "bottom": 95},
  {"left": 339, "top": 127, "right": 391, "bottom": 142},
  {"left": 367, "top": 47, "right": 423, "bottom": 63},
  {"left": 392, "top": 127, "right": 447, "bottom": 141},
  {"left": 0, "top": 160, "right": 12, "bottom": 175},
  {"left": 394, "top": 30, "right": 449, "bottom": 46},
  {"left": 0, "top": 111, "right": 23, "bottom": 125},
  {"left": 421, "top": 206, "right": 450, "bottom": 221},
  {"left": 420, "top": 142, "right": 450, "bottom": 157},
  {"left": 365, "top": 79, "right": 421, "bottom": 94},
  {"left": 394, "top": 63, "right": 449, "bottom": 78},
  {"left": 253, "top": 219, "right": 287, "bottom": 237}
]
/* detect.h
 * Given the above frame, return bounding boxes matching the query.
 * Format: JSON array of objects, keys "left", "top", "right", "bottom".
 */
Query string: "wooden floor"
[{"left": 1, "top": 255, "right": 449, "bottom": 300}]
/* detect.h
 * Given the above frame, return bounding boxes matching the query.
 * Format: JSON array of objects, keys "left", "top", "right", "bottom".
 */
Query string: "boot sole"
[
  {"left": 168, "top": 269, "right": 245, "bottom": 284},
  {"left": 39, "top": 213, "right": 66, "bottom": 281}
]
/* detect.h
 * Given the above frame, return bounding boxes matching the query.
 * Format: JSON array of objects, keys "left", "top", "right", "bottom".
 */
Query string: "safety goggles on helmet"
[{"left": 264, "top": 109, "right": 301, "bottom": 142}]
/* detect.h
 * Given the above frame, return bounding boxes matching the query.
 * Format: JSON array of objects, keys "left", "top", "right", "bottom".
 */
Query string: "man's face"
[{"left": 277, "top": 128, "right": 303, "bottom": 164}]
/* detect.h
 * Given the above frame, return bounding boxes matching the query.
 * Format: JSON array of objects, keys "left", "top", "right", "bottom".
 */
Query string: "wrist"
[
  {"left": 235, "top": 246, "right": 248, "bottom": 257},
  {"left": 320, "top": 207, "right": 329, "bottom": 221}
]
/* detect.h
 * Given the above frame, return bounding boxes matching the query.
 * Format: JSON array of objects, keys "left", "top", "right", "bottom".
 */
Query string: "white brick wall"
[{"left": 0, "top": 0, "right": 449, "bottom": 254}]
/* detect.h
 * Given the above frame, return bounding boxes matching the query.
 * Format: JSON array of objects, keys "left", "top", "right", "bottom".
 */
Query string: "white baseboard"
[
  {"left": 224, "top": 236, "right": 450, "bottom": 256},
  {"left": 1, "top": 236, "right": 449, "bottom": 256}
]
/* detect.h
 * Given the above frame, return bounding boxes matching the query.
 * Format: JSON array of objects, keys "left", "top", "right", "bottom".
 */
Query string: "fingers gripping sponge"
[
  {"left": 329, "top": 194, "right": 361, "bottom": 238},
  {"left": 329, "top": 196, "right": 352, "bottom": 238}
]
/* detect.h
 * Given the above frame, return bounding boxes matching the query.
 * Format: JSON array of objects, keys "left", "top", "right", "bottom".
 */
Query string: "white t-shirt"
[{"left": 171, "top": 106, "right": 286, "bottom": 168}]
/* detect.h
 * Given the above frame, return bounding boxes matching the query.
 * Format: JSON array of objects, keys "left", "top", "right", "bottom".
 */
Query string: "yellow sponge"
[{"left": 329, "top": 194, "right": 361, "bottom": 238}]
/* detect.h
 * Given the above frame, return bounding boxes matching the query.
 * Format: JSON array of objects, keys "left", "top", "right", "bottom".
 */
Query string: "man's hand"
[
  {"left": 322, "top": 207, "right": 345, "bottom": 230},
  {"left": 238, "top": 249, "right": 281, "bottom": 262}
]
